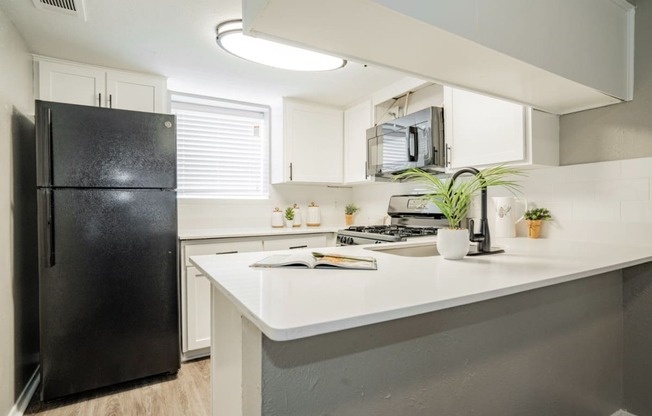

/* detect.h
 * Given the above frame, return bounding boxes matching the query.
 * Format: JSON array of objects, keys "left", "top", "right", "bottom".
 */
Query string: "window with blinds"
[{"left": 171, "top": 93, "right": 270, "bottom": 199}]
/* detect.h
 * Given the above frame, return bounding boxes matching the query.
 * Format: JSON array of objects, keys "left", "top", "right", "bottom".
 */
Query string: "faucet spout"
[{"left": 451, "top": 168, "right": 491, "bottom": 253}]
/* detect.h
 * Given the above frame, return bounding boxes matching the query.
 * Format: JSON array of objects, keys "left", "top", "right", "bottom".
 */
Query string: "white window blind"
[{"left": 171, "top": 94, "right": 270, "bottom": 199}]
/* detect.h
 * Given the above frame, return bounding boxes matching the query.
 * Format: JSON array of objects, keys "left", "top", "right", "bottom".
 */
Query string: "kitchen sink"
[{"left": 364, "top": 242, "right": 439, "bottom": 257}]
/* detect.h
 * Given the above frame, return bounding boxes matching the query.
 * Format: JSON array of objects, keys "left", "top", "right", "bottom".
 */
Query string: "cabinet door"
[
  {"left": 38, "top": 60, "right": 106, "bottom": 107},
  {"left": 285, "top": 99, "right": 343, "bottom": 183},
  {"left": 106, "top": 70, "right": 167, "bottom": 113},
  {"left": 444, "top": 88, "right": 525, "bottom": 169},
  {"left": 344, "top": 100, "right": 373, "bottom": 183},
  {"left": 185, "top": 266, "right": 212, "bottom": 351},
  {"left": 263, "top": 234, "right": 329, "bottom": 251}
]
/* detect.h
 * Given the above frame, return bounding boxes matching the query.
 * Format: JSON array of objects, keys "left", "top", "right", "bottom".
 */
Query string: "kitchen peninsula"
[{"left": 190, "top": 238, "right": 652, "bottom": 416}]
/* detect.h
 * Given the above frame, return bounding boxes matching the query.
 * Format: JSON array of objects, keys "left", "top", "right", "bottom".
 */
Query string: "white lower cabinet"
[
  {"left": 181, "top": 233, "right": 333, "bottom": 359},
  {"left": 182, "top": 238, "right": 264, "bottom": 357}
]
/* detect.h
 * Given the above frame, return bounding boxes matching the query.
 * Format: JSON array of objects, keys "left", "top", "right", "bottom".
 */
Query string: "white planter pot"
[{"left": 437, "top": 229, "right": 470, "bottom": 260}]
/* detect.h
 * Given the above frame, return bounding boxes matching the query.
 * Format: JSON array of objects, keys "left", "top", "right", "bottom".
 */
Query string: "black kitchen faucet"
[{"left": 451, "top": 167, "right": 504, "bottom": 255}]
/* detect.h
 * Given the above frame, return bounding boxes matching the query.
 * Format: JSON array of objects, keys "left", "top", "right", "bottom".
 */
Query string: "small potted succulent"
[
  {"left": 523, "top": 207, "right": 552, "bottom": 239},
  {"left": 344, "top": 203, "right": 359, "bottom": 226},
  {"left": 284, "top": 206, "right": 295, "bottom": 227}
]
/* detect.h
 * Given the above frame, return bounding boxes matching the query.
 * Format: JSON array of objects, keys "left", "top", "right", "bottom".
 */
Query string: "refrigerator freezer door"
[
  {"left": 39, "top": 189, "right": 179, "bottom": 400},
  {"left": 36, "top": 100, "right": 176, "bottom": 189}
]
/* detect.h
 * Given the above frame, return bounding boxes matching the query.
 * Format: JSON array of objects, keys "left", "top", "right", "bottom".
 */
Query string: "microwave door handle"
[{"left": 408, "top": 126, "right": 418, "bottom": 162}]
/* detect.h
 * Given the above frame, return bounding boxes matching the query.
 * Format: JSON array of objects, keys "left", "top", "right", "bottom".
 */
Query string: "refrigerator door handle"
[
  {"left": 47, "top": 108, "right": 53, "bottom": 185},
  {"left": 36, "top": 106, "right": 53, "bottom": 186},
  {"left": 39, "top": 189, "right": 56, "bottom": 267}
]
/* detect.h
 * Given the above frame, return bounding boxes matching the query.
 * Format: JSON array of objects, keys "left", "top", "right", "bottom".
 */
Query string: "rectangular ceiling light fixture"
[{"left": 32, "top": 0, "right": 86, "bottom": 20}]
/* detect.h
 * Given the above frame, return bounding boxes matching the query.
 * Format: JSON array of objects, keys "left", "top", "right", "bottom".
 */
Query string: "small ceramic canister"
[
  {"left": 292, "top": 203, "right": 302, "bottom": 227},
  {"left": 306, "top": 202, "right": 321, "bottom": 227},
  {"left": 271, "top": 207, "right": 284, "bottom": 228}
]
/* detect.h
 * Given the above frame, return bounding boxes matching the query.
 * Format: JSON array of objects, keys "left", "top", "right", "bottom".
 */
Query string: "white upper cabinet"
[
  {"left": 272, "top": 98, "right": 343, "bottom": 184},
  {"left": 105, "top": 70, "right": 166, "bottom": 113},
  {"left": 37, "top": 60, "right": 106, "bottom": 108},
  {"left": 443, "top": 87, "right": 559, "bottom": 169},
  {"left": 344, "top": 99, "right": 373, "bottom": 183},
  {"left": 244, "top": 0, "right": 634, "bottom": 115},
  {"left": 35, "top": 56, "right": 167, "bottom": 113}
]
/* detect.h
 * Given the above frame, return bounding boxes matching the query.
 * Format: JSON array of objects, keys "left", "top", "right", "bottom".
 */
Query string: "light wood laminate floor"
[{"left": 26, "top": 358, "right": 210, "bottom": 416}]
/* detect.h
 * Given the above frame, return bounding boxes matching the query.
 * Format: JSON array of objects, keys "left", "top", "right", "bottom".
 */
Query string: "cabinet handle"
[
  {"left": 109, "top": 94, "right": 113, "bottom": 108},
  {"left": 215, "top": 250, "right": 238, "bottom": 255},
  {"left": 445, "top": 145, "right": 451, "bottom": 167},
  {"left": 98, "top": 93, "right": 102, "bottom": 107},
  {"left": 289, "top": 163, "right": 293, "bottom": 181},
  {"left": 289, "top": 245, "right": 307, "bottom": 250}
]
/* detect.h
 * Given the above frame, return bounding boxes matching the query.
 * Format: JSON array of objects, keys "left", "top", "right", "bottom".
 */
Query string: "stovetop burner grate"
[{"left": 345, "top": 225, "right": 439, "bottom": 237}]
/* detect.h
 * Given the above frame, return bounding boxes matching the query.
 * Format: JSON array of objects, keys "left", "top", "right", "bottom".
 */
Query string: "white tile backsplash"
[
  {"left": 621, "top": 201, "right": 652, "bottom": 224},
  {"left": 553, "top": 181, "right": 595, "bottom": 201},
  {"left": 178, "top": 184, "right": 353, "bottom": 230},
  {"left": 350, "top": 157, "right": 652, "bottom": 245},
  {"left": 180, "top": 157, "right": 652, "bottom": 243},
  {"left": 570, "top": 160, "right": 621, "bottom": 182},
  {"left": 621, "top": 157, "right": 652, "bottom": 179},
  {"left": 596, "top": 178, "right": 650, "bottom": 201},
  {"left": 572, "top": 201, "right": 621, "bottom": 223}
]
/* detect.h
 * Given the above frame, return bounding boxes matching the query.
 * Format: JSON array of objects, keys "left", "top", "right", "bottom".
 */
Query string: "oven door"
[{"left": 337, "top": 232, "right": 397, "bottom": 246}]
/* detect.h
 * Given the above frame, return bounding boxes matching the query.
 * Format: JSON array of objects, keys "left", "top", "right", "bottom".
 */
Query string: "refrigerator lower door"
[{"left": 39, "top": 189, "right": 179, "bottom": 401}]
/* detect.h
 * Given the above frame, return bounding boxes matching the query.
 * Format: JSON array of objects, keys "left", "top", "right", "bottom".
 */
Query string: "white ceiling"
[{"left": 0, "top": 0, "right": 407, "bottom": 107}]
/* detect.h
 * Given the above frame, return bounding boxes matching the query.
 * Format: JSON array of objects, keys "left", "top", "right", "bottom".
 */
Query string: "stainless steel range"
[{"left": 336, "top": 195, "right": 448, "bottom": 246}]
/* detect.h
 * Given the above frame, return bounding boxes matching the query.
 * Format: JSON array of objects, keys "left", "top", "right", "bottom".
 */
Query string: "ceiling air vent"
[{"left": 32, "top": 0, "right": 86, "bottom": 20}]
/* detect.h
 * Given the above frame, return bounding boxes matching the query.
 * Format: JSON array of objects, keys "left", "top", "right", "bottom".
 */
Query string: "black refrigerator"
[{"left": 35, "top": 100, "right": 180, "bottom": 401}]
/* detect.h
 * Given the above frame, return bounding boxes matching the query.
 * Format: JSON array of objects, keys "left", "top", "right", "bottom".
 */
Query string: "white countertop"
[
  {"left": 178, "top": 226, "right": 340, "bottom": 240},
  {"left": 189, "top": 238, "right": 652, "bottom": 342}
]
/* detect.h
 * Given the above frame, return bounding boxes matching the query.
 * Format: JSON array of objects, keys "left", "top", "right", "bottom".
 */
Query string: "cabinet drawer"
[
  {"left": 263, "top": 234, "right": 328, "bottom": 251},
  {"left": 183, "top": 239, "right": 263, "bottom": 267}
]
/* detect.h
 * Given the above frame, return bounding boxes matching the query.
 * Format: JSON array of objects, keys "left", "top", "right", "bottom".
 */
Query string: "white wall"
[
  {"left": 0, "top": 6, "right": 34, "bottom": 415},
  {"left": 178, "top": 184, "right": 353, "bottom": 230}
]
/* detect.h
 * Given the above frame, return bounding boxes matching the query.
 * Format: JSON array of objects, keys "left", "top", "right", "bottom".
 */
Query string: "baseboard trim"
[
  {"left": 181, "top": 347, "right": 210, "bottom": 362},
  {"left": 611, "top": 410, "right": 637, "bottom": 416},
  {"left": 8, "top": 367, "right": 40, "bottom": 416}
]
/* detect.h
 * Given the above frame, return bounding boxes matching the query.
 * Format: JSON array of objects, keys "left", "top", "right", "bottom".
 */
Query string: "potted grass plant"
[{"left": 395, "top": 165, "right": 523, "bottom": 259}]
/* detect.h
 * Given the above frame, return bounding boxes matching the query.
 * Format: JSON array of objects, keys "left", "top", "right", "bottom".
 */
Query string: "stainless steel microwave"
[{"left": 366, "top": 106, "right": 445, "bottom": 178}]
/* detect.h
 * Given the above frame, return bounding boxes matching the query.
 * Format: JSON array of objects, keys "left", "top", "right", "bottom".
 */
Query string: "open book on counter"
[{"left": 250, "top": 252, "right": 377, "bottom": 270}]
